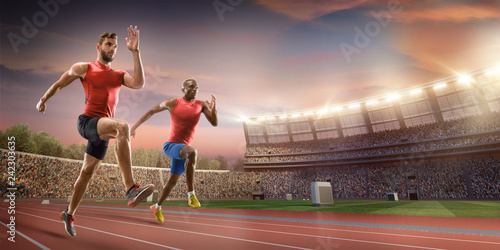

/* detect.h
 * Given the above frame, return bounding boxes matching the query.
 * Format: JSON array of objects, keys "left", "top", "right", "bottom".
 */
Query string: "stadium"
[
  {"left": 1, "top": 66, "right": 500, "bottom": 249},
  {"left": 241, "top": 65, "right": 500, "bottom": 201}
]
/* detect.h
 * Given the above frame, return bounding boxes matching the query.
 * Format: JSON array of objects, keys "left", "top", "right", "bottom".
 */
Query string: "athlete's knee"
[
  {"left": 115, "top": 120, "right": 130, "bottom": 137},
  {"left": 80, "top": 165, "right": 96, "bottom": 178},
  {"left": 186, "top": 147, "right": 198, "bottom": 161}
]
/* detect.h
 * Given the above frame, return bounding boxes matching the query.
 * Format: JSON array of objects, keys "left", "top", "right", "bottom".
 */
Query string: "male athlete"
[
  {"left": 131, "top": 78, "right": 218, "bottom": 223},
  {"left": 36, "top": 26, "right": 154, "bottom": 236}
]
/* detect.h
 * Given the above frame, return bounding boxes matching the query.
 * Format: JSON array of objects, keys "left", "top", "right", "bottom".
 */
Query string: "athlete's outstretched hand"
[
  {"left": 126, "top": 25, "right": 140, "bottom": 52},
  {"left": 130, "top": 127, "right": 137, "bottom": 138},
  {"left": 207, "top": 94, "right": 216, "bottom": 111},
  {"left": 36, "top": 99, "right": 46, "bottom": 114}
]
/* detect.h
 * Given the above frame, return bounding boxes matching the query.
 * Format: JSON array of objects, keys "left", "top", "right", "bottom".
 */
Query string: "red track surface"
[{"left": 1, "top": 200, "right": 499, "bottom": 250}]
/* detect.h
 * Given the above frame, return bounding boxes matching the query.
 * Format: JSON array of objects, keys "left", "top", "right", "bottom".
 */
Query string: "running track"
[{"left": 1, "top": 200, "right": 499, "bottom": 249}]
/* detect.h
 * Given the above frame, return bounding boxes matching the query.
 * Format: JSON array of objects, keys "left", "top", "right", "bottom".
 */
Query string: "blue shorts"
[{"left": 163, "top": 142, "right": 187, "bottom": 175}]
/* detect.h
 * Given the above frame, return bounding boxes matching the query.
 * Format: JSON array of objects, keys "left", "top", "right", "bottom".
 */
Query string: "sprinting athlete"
[
  {"left": 131, "top": 78, "right": 218, "bottom": 223},
  {"left": 36, "top": 26, "right": 154, "bottom": 236}
]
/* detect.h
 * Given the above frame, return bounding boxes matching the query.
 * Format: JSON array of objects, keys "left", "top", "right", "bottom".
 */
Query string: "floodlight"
[
  {"left": 458, "top": 75, "right": 472, "bottom": 83},
  {"left": 410, "top": 89, "right": 422, "bottom": 95},
  {"left": 386, "top": 94, "right": 399, "bottom": 101},
  {"left": 434, "top": 83, "right": 446, "bottom": 89}
]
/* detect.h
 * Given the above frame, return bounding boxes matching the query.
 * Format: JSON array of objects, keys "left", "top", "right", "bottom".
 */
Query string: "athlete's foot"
[
  {"left": 60, "top": 208, "right": 76, "bottom": 236},
  {"left": 150, "top": 205, "right": 164, "bottom": 223},
  {"left": 188, "top": 193, "right": 201, "bottom": 209},
  {"left": 126, "top": 183, "right": 154, "bottom": 207}
]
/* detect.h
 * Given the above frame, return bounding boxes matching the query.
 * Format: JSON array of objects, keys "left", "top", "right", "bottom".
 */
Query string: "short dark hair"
[
  {"left": 182, "top": 78, "right": 197, "bottom": 87},
  {"left": 98, "top": 32, "right": 117, "bottom": 45}
]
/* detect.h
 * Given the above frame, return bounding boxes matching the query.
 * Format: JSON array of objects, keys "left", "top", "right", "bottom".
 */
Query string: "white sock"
[
  {"left": 188, "top": 190, "right": 195, "bottom": 197},
  {"left": 155, "top": 203, "right": 161, "bottom": 210}
]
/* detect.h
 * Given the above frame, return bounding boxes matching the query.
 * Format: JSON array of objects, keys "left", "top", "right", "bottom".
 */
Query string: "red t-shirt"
[
  {"left": 81, "top": 61, "right": 124, "bottom": 118},
  {"left": 168, "top": 97, "right": 203, "bottom": 145}
]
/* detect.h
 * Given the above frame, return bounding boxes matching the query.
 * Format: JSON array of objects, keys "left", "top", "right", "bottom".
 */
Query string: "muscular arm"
[
  {"left": 203, "top": 94, "right": 218, "bottom": 127},
  {"left": 36, "top": 62, "right": 87, "bottom": 113},
  {"left": 123, "top": 25, "right": 145, "bottom": 89},
  {"left": 131, "top": 98, "right": 176, "bottom": 137}
]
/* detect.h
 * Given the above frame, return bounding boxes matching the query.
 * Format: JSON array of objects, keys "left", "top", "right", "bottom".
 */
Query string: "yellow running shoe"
[
  {"left": 150, "top": 204, "right": 164, "bottom": 223},
  {"left": 188, "top": 193, "right": 201, "bottom": 209}
]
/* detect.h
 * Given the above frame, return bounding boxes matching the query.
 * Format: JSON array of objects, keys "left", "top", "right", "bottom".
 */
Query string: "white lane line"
[
  {"left": 22, "top": 206, "right": 444, "bottom": 250},
  {"left": 0, "top": 220, "right": 51, "bottom": 250},
  {"left": 11, "top": 208, "right": 310, "bottom": 250},
  {"left": 0, "top": 208, "right": 180, "bottom": 250}
]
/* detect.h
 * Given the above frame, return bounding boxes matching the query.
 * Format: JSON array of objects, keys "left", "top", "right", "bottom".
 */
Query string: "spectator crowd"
[
  {"left": 1, "top": 113, "right": 498, "bottom": 200},
  {"left": 1, "top": 152, "right": 498, "bottom": 200}
]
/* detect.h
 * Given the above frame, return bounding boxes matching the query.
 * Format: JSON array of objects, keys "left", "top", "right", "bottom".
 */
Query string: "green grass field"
[{"left": 101, "top": 199, "right": 500, "bottom": 218}]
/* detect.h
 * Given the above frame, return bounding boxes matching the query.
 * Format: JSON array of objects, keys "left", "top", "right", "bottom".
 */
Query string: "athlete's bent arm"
[
  {"left": 130, "top": 98, "right": 176, "bottom": 137},
  {"left": 36, "top": 62, "right": 87, "bottom": 113},
  {"left": 123, "top": 25, "right": 145, "bottom": 89},
  {"left": 203, "top": 94, "right": 218, "bottom": 127}
]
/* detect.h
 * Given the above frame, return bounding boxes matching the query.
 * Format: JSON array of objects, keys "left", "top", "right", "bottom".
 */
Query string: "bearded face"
[{"left": 100, "top": 48, "right": 115, "bottom": 63}]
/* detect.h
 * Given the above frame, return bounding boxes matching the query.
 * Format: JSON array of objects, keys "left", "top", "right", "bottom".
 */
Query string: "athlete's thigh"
[{"left": 96, "top": 117, "right": 129, "bottom": 140}]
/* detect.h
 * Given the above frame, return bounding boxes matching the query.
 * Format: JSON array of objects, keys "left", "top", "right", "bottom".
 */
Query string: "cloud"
[
  {"left": 386, "top": 3, "right": 500, "bottom": 23},
  {"left": 255, "top": 0, "right": 368, "bottom": 21},
  {"left": 392, "top": 19, "right": 500, "bottom": 76}
]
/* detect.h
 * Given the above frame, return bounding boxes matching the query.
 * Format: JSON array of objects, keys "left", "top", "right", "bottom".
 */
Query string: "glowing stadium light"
[
  {"left": 257, "top": 116, "right": 266, "bottom": 121},
  {"left": 291, "top": 113, "right": 301, "bottom": 118},
  {"left": 486, "top": 66, "right": 500, "bottom": 76},
  {"left": 331, "top": 106, "right": 343, "bottom": 112},
  {"left": 267, "top": 116, "right": 276, "bottom": 120},
  {"left": 366, "top": 100, "right": 378, "bottom": 105},
  {"left": 304, "top": 112, "right": 314, "bottom": 116},
  {"left": 410, "top": 89, "right": 422, "bottom": 95},
  {"left": 458, "top": 74, "right": 472, "bottom": 84},
  {"left": 317, "top": 109, "right": 328, "bottom": 115},
  {"left": 349, "top": 104, "right": 360, "bottom": 109},
  {"left": 241, "top": 117, "right": 249, "bottom": 123},
  {"left": 386, "top": 94, "right": 399, "bottom": 101},
  {"left": 434, "top": 83, "right": 446, "bottom": 89},
  {"left": 279, "top": 114, "right": 288, "bottom": 119}
]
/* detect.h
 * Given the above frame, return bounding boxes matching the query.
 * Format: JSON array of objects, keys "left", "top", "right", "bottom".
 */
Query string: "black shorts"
[{"left": 77, "top": 114, "right": 109, "bottom": 160}]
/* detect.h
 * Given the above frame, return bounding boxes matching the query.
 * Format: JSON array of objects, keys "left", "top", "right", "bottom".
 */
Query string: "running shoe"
[
  {"left": 150, "top": 204, "right": 164, "bottom": 223},
  {"left": 126, "top": 183, "right": 154, "bottom": 207},
  {"left": 188, "top": 193, "right": 201, "bottom": 209},
  {"left": 60, "top": 208, "right": 76, "bottom": 236}
]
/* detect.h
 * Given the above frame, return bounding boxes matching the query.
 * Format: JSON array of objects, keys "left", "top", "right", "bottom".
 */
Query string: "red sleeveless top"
[
  {"left": 168, "top": 98, "right": 203, "bottom": 145},
  {"left": 81, "top": 61, "right": 124, "bottom": 118}
]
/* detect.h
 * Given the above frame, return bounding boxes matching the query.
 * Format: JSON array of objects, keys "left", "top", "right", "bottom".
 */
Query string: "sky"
[{"left": 1, "top": 0, "right": 499, "bottom": 163}]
